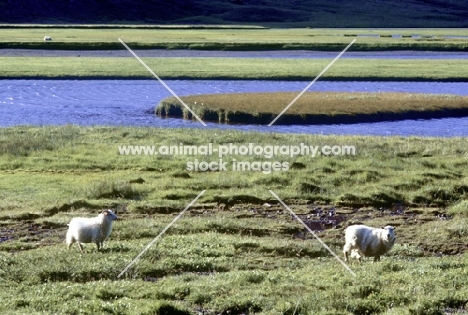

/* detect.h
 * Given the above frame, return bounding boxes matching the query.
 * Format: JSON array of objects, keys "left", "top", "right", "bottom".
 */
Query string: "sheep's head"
[
  {"left": 101, "top": 209, "right": 118, "bottom": 221},
  {"left": 381, "top": 226, "right": 396, "bottom": 243}
]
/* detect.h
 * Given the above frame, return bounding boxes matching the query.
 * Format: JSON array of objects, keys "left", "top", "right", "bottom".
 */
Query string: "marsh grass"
[
  {"left": 158, "top": 92, "right": 468, "bottom": 124},
  {"left": 2, "top": 57, "right": 468, "bottom": 80},
  {"left": 0, "top": 126, "right": 467, "bottom": 314},
  {"left": 2, "top": 126, "right": 467, "bottom": 209},
  {"left": 0, "top": 27, "right": 467, "bottom": 50},
  {"left": 0, "top": 125, "right": 79, "bottom": 156},
  {"left": 85, "top": 180, "right": 146, "bottom": 200}
]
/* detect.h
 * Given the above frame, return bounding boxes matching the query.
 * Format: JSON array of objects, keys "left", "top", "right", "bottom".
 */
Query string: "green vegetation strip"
[
  {"left": 1, "top": 126, "right": 468, "bottom": 314},
  {"left": 158, "top": 92, "right": 468, "bottom": 124},
  {"left": 1, "top": 27, "right": 468, "bottom": 50},
  {"left": 2, "top": 57, "right": 468, "bottom": 80}
]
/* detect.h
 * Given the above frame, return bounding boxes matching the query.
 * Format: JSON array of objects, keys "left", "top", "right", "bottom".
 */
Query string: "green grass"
[
  {"left": 1, "top": 126, "right": 468, "bottom": 314},
  {"left": 2, "top": 27, "right": 468, "bottom": 80},
  {"left": 2, "top": 57, "right": 468, "bottom": 80},
  {"left": 157, "top": 92, "right": 468, "bottom": 124},
  {"left": 1, "top": 125, "right": 467, "bottom": 211},
  {"left": 1, "top": 27, "right": 468, "bottom": 50}
]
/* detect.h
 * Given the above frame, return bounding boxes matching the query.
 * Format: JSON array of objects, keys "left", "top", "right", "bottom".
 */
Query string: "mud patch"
[{"left": 0, "top": 221, "right": 64, "bottom": 250}]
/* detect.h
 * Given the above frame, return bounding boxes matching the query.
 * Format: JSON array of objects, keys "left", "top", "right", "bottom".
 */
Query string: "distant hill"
[{"left": 1, "top": 0, "right": 467, "bottom": 27}]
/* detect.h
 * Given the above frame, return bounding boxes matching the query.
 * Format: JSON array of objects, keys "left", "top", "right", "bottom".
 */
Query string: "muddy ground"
[{"left": 1, "top": 202, "right": 465, "bottom": 257}]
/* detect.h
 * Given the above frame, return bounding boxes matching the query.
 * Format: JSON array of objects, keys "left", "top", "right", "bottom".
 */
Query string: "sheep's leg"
[
  {"left": 67, "top": 238, "right": 74, "bottom": 250},
  {"left": 343, "top": 244, "right": 351, "bottom": 262},
  {"left": 66, "top": 235, "right": 75, "bottom": 250},
  {"left": 96, "top": 242, "right": 101, "bottom": 251},
  {"left": 373, "top": 256, "right": 380, "bottom": 263},
  {"left": 78, "top": 243, "right": 84, "bottom": 253}
]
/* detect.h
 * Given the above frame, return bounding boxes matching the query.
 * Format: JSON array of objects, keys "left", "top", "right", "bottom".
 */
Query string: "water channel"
[{"left": 1, "top": 79, "right": 467, "bottom": 136}]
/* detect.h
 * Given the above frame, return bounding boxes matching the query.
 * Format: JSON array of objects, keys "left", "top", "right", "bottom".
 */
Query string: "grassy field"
[
  {"left": 157, "top": 92, "right": 468, "bottom": 124},
  {"left": 1, "top": 24, "right": 468, "bottom": 313},
  {"left": 1, "top": 57, "right": 468, "bottom": 80},
  {"left": 1, "top": 27, "right": 468, "bottom": 50},
  {"left": 2, "top": 27, "right": 468, "bottom": 80},
  {"left": 1, "top": 125, "right": 468, "bottom": 314}
]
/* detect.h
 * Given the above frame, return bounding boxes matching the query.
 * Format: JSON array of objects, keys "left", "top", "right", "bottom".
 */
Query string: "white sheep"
[
  {"left": 44, "top": 36, "right": 52, "bottom": 41},
  {"left": 343, "top": 225, "right": 396, "bottom": 262},
  {"left": 66, "top": 209, "right": 118, "bottom": 252}
]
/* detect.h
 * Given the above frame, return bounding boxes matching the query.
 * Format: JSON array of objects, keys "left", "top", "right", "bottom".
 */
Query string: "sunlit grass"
[
  {"left": 158, "top": 92, "right": 468, "bottom": 123},
  {"left": 0, "top": 27, "right": 467, "bottom": 50},
  {"left": 2, "top": 57, "right": 468, "bottom": 80},
  {"left": 0, "top": 126, "right": 467, "bottom": 314}
]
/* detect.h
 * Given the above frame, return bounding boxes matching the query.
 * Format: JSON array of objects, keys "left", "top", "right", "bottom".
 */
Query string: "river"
[
  {"left": 1, "top": 79, "right": 467, "bottom": 136},
  {"left": 2, "top": 49, "right": 468, "bottom": 59}
]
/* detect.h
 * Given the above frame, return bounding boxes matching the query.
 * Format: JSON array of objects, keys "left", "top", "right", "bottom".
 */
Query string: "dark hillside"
[{"left": 0, "top": 0, "right": 467, "bottom": 27}]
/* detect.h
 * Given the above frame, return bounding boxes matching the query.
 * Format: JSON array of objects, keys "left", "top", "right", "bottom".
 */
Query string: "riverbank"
[
  {"left": 3, "top": 49, "right": 468, "bottom": 59},
  {"left": 1, "top": 27, "right": 467, "bottom": 80},
  {"left": 2, "top": 126, "right": 466, "bottom": 211},
  {"left": 2, "top": 57, "right": 468, "bottom": 81},
  {"left": 157, "top": 92, "right": 468, "bottom": 124},
  {"left": 1, "top": 27, "right": 468, "bottom": 51}
]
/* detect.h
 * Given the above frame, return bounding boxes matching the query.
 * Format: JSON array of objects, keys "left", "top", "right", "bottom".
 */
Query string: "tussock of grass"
[
  {"left": 447, "top": 200, "right": 468, "bottom": 217},
  {"left": 85, "top": 180, "right": 145, "bottom": 200},
  {"left": 158, "top": 92, "right": 468, "bottom": 124},
  {"left": 0, "top": 125, "right": 79, "bottom": 156}
]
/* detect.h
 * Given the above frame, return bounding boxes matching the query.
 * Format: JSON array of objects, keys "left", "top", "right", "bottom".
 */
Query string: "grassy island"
[{"left": 157, "top": 92, "right": 468, "bottom": 124}]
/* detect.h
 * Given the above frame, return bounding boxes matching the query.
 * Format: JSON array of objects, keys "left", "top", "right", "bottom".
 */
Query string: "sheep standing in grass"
[
  {"left": 66, "top": 209, "right": 118, "bottom": 252},
  {"left": 343, "top": 225, "right": 396, "bottom": 262},
  {"left": 44, "top": 36, "right": 52, "bottom": 41}
]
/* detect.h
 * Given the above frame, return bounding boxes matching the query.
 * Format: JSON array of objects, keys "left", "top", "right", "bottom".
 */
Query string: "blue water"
[
  {"left": 2, "top": 49, "right": 468, "bottom": 59},
  {"left": 1, "top": 79, "right": 467, "bottom": 136}
]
